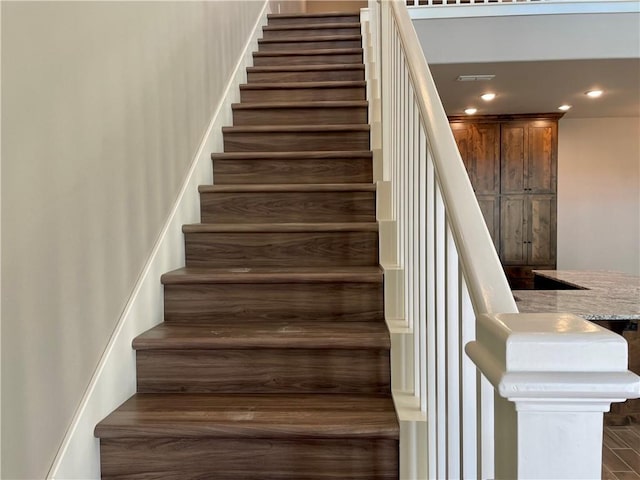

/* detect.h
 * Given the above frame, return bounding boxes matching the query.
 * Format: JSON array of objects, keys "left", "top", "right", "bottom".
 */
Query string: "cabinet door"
[
  {"left": 451, "top": 123, "right": 500, "bottom": 195},
  {"left": 477, "top": 195, "right": 500, "bottom": 252},
  {"left": 527, "top": 122, "right": 557, "bottom": 194},
  {"left": 451, "top": 123, "right": 473, "bottom": 181},
  {"left": 472, "top": 124, "right": 500, "bottom": 195},
  {"left": 528, "top": 194, "right": 556, "bottom": 265},
  {"left": 500, "top": 123, "right": 527, "bottom": 194},
  {"left": 502, "top": 121, "right": 557, "bottom": 195},
  {"left": 500, "top": 195, "right": 527, "bottom": 265}
]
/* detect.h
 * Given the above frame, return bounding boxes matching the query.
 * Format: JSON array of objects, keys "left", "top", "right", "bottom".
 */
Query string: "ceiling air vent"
[{"left": 457, "top": 75, "right": 495, "bottom": 82}]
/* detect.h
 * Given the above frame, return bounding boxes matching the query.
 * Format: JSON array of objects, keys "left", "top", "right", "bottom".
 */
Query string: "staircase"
[{"left": 94, "top": 12, "right": 399, "bottom": 479}]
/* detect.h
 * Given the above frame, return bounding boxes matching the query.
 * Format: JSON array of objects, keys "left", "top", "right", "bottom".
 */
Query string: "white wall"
[
  {"left": 558, "top": 117, "right": 640, "bottom": 275},
  {"left": 1, "top": 1, "right": 264, "bottom": 478},
  {"left": 413, "top": 10, "right": 640, "bottom": 64}
]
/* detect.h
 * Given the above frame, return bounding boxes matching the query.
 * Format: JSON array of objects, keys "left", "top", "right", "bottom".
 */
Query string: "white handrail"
[{"left": 388, "top": 0, "right": 516, "bottom": 317}]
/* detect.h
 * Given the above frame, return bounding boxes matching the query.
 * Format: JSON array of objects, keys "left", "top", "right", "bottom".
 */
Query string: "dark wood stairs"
[{"left": 95, "top": 12, "right": 399, "bottom": 479}]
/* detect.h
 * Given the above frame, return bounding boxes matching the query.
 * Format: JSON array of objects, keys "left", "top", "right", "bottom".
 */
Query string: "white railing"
[
  {"left": 406, "top": 0, "right": 541, "bottom": 5},
  {"left": 361, "top": 1, "right": 640, "bottom": 478}
]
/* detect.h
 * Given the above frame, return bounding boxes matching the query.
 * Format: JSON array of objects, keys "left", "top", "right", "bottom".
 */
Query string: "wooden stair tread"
[
  {"left": 267, "top": 12, "right": 360, "bottom": 20},
  {"left": 198, "top": 183, "right": 375, "bottom": 193},
  {"left": 232, "top": 101, "right": 367, "bottom": 110},
  {"left": 247, "top": 64, "right": 364, "bottom": 73},
  {"left": 240, "top": 81, "right": 365, "bottom": 90},
  {"left": 95, "top": 393, "right": 398, "bottom": 439},
  {"left": 161, "top": 266, "right": 383, "bottom": 285},
  {"left": 259, "top": 34, "right": 362, "bottom": 44},
  {"left": 222, "top": 124, "right": 369, "bottom": 133},
  {"left": 262, "top": 22, "right": 361, "bottom": 31},
  {"left": 183, "top": 222, "right": 378, "bottom": 233},
  {"left": 254, "top": 48, "right": 362, "bottom": 57},
  {"left": 133, "top": 321, "right": 390, "bottom": 350},
  {"left": 211, "top": 150, "right": 372, "bottom": 160}
]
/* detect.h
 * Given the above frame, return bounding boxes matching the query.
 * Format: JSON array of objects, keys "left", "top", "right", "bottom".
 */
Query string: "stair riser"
[
  {"left": 259, "top": 39, "right": 362, "bottom": 51},
  {"left": 136, "top": 349, "right": 390, "bottom": 394},
  {"left": 253, "top": 53, "right": 363, "bottom": 66},
  {"left": 100, "top": 437, "right": 399, "bottom": 480},
  {"left": 213, "top": 157, "right": 373, "bottom": 184},
  {"left": 262, "top": 26, "right": 361, "bottom": 39},
  {"left": 240, "top": 87, "right": 365, "bottom": 103},
  {"left": 164, "top": 282, "right": 384, "bottom": 323},
  {"left": 233, "top": 106, "right": 367, "bottom": 125},
  {"left": 200, "top": 191, "right": 376, "bottom": 223},
  {"left": 247, "top": 68, "right": 365, "bottom": 83},
  {"left": 185, "top": 231, "right": 378, "bottom": 268},
  {"left": 267, "top": 15, "right": 360, "bottom": 26},
  {"left": 224, "top": 130, "right": 370, "bottom": 152}
]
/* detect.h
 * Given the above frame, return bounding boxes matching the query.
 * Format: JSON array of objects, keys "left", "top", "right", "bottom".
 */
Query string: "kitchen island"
[
  {"left": 514, "top": 270, "right": 640, "bottom": 324},
  {"left": 514, "top": 270, "right": 640, "bottom": 424}
]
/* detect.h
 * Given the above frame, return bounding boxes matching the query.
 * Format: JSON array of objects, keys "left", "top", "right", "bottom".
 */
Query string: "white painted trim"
[
  {"left": 408, "top": 0, "right": 639, "bottom": 19},
  {"left": 46, "top": 3, "right": 269, "bottom": 478}
]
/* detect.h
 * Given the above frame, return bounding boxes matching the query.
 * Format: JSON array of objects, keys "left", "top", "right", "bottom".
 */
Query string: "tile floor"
[{"left": 603, "top": 424, "right": 640, "bottom": 479}]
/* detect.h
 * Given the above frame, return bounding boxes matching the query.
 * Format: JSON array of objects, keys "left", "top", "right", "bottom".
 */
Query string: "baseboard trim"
[{"left": 47, "top": 2, "right": 270, "bottom": 477}]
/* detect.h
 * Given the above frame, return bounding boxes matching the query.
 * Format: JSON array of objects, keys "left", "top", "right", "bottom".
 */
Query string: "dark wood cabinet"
[
  {"left": 451, "top": 122, "right": 500, "bottom": 195},
  {"left": 450, "top": 114, "right": 561, "bottom": 289},
  {"left": 477, "top": 195, "right": 500, "bottom": 252},
  {"left": 500, "top": 194, "right": 556, "bottom": 266},
  {"left": 501, "top": 121, "right": 557, "bottom": 194}
]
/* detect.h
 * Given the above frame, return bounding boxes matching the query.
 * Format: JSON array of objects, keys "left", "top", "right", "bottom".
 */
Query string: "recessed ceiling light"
[
  {"left": 481, "top": 93, "right": 496, "bottom": 101},
  {"left": 464, "top": 107, "right": 478, "bottom": 115},
  {"left": 586, "top": 90, "right": 603, "bottom": 98},
  {"left": 558, "top": 104, "right": 572, "bottom": 111}
]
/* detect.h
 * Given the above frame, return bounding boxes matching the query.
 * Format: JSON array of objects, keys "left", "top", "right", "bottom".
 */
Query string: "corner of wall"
[{"left": 46, "top": 3, "right": 270, "bottom": 478}]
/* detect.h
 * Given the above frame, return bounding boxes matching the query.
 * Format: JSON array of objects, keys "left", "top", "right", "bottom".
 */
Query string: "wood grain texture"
[
  {"left": 184, "top": 229, "right": 378, "bottom": 267},
  {"left": 161, "top": 265, "right": 384, "bottom": 284},
  {"left": 258, "top": 36, "right": 362, "bottom": 51},
  {"left": 223, "top": 127, "right": 370, "bottom": 153},
  {"left": 163, "top": 282, "right": 384, "bottom": 323},
  {"left": 261, "top": 24, "right": 361, "bottom": 40},
  {"left": 212, "top": 151, "right": 373, "bottom": 184},
  {"left": 96, "top": 393, "right": 398, "bottom": 438},
  {"left": 239, "top": 82, "right": 366, "bottom": 102},
  {"left": 199, "top": 183, "right": 376, "bottom": 193},
  {"left": 253, "top": 49, "right": 363, "bottom": 66},
  {"left": 199, "top": 189, "right": 375, "bottom": 223},
  {"left": 266, "top": 13, "right": 361, "bottom": 25},
  {"left": 100, "top": 437, "right": 399, "bottom": 479},
  {"left": 136, "top": 348, "right": 390, "bottom": 394},
  {"left": 232, "top": 101, "right": 368, "bottom": 125},
  {"left": 134, "top": 321, "right": 391, "bottom": 350},
  {"left": 247, "top": 65, "right": 365, "bottom": 83}
]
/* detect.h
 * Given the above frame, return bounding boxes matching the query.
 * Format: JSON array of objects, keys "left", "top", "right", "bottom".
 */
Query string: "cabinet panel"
[
  {"left": 451, "top": 122, "right": 500, "bottom": 195},
  {"left": 500, "top": 124, "right": 526, "bottom": 194},
  {"left": 452, "top": 124, "right": 473, "bottom": 181},
  {"left": 472, "top": 124, "right": 500, "bottom": 194},
  {"left": 527, "top": 123, "right": 557, "bottom": 193},
  {"left": 528, "top": 195, "right": 556, "bottom": 265},
  {"left": 477, "top": 195, "right": 500, "bottom": 252},
  {"left": 500, "top": 196, "right": 526, "bottom": 265},
  {"left": 501, "top": 195, "right": 556, "bottom": 267}
]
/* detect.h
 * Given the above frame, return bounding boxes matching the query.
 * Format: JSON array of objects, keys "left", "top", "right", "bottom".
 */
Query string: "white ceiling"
[
  {"left": 428, "top": 58, "right": 640, "bottom": 119},
  {"left": 411, "top": 5, "right": 640, "bottom": 119}
]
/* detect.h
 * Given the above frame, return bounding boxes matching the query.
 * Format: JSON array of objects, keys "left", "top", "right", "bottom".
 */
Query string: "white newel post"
[{"left": 467, "top": 313, "right": 640, "bottom": 480}]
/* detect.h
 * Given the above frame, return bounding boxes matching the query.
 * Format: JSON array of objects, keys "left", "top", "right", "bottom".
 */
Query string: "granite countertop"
[{"left": 513, "top": 270, "right": 640, "bottom": 321}]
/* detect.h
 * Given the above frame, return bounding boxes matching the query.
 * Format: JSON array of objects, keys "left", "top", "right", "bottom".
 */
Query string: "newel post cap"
[{"left": 465, "top": 313, "right": 640, "bottom": 408}]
